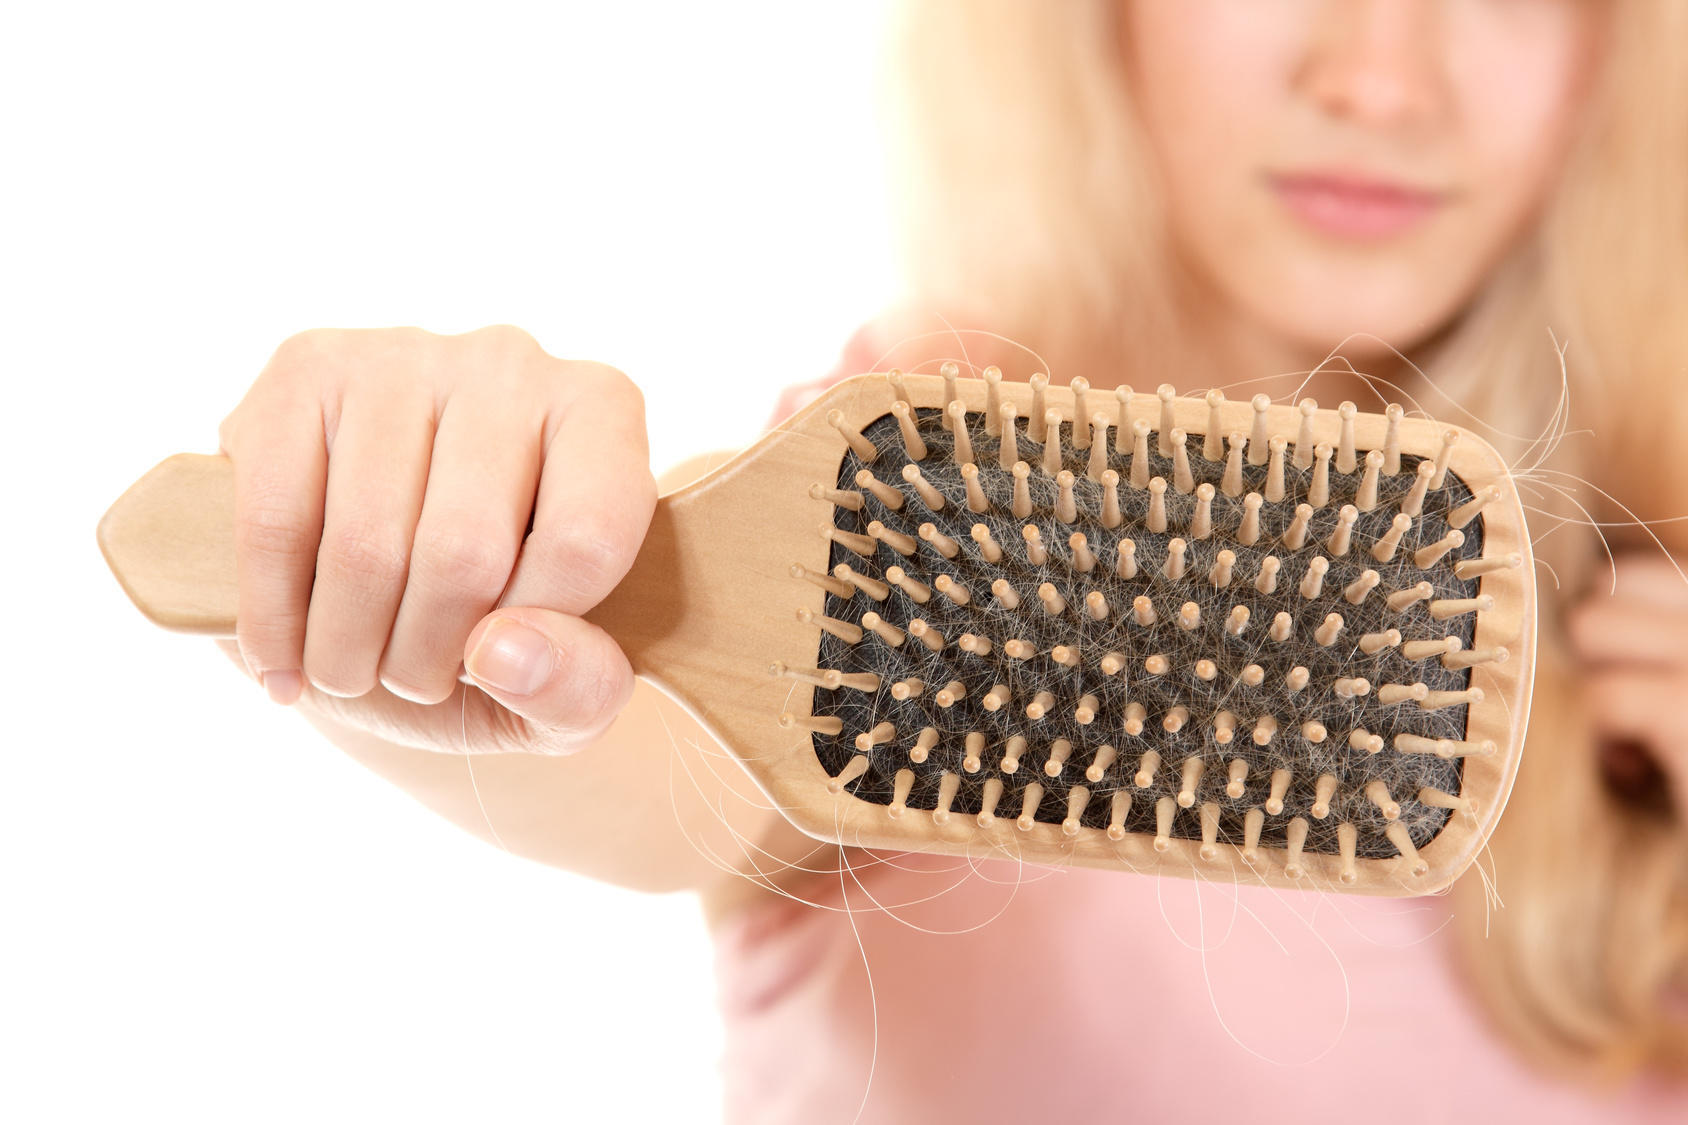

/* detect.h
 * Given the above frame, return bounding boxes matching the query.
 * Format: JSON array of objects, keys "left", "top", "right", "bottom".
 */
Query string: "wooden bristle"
[{"left": 790, "top": 376, "right": 1518, "bottom": 881}]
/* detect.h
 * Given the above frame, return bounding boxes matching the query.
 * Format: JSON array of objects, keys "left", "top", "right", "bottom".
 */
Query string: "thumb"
[{"left": 462, "top": 608, "right": 634, "bottom": 751}]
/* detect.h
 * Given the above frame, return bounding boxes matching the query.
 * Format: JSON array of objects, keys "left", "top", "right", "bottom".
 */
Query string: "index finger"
[{"left": 497, "top": 364, "right": 656, "bottom": 616}]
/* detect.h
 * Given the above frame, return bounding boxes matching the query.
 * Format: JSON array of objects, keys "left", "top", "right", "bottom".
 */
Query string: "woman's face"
[{"left": 1120, "top": 0, "right": 1604, "bottom": 359}]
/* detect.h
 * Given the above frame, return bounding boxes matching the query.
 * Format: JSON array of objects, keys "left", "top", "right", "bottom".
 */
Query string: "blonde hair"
[{"left": 885, "top": 0, "right": 1688, "bottom": 1080}]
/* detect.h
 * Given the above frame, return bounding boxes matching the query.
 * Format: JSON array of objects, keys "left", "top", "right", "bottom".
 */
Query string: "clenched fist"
[{"left": 216, "top": 325, "right": 656, "bottom": 754}]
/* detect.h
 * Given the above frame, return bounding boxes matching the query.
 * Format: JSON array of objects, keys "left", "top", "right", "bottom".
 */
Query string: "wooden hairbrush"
[{"left": 99, "top": 370, "right": 1535, "bottom": 895}]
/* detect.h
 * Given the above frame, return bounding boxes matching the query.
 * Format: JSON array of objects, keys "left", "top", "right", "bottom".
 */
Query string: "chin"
[
  {"left": 1283, "top": 314, "right": 1442, "bottom": 360},
  {"left": 1248, "top": 262, "right": 1476, "bottom": 363}
]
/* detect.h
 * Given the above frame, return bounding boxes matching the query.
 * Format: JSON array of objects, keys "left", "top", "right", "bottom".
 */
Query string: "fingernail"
[
  {"left": 467, "top": 619, "right": 554, "bottom": 696},
  {"left": 262, "top": 669, "right": 302, "bottom": 706}
]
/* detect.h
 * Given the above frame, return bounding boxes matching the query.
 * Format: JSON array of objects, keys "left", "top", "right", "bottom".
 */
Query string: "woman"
[{"left": 215, "top": 1, "right": 1687, "bottom": 1119}]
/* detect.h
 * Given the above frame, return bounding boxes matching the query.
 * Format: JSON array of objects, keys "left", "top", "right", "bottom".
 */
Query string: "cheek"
[
  {"left": 1123, "top": 2, "right": 1305, "bottom": 242},
  {"left": 1446, "top": 13, "right": 1596, "bottom": 237},
  {"left": 1124, "top": 0, "right": 1304, "bottom": 140}
]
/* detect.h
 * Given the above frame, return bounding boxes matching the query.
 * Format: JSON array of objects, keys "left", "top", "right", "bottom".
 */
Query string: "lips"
[{"left": 1268, "top": 171, "right": 1447, "bottom": 240}]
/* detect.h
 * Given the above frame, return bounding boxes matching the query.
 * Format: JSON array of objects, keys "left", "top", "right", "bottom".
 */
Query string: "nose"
[{"left": 1296, "top": 0, "right": 1447, "bottom": 129}]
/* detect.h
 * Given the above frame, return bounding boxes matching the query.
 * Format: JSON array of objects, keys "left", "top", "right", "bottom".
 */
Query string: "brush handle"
[
  {"left": 97, "top": 452, "right": 687, "bottom": 672},
  {"left": 97, "top": 454, "right": 241, "bottom": 636}
]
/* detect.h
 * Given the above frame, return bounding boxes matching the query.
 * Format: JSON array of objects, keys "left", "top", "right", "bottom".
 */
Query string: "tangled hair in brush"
[
  {"left": 812, "top": 403, "right": 1484, "bottom": 865},
  {"left": 885, "top": 0, "right": 1688, "bottom": 1079}
]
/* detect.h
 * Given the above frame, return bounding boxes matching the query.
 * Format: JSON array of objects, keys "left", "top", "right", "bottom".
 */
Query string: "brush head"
[{"left": 779, "top": 371, "right": 1534, "bottom": 894}]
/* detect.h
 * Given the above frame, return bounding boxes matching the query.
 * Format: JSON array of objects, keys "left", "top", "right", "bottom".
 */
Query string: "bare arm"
[
  {"left": 221, "top": 422, "right": 822, "bottom": 900},
  {"left": 301, "top": 678, "right": 815, "bottom": 896}
]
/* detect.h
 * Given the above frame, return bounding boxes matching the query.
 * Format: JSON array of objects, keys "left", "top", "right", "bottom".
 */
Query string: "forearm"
[{"left": 302, "top": 678, "right": 789, "bottom": 893}]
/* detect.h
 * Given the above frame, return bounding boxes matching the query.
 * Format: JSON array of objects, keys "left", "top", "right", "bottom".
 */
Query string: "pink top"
[
  {"left": 718, "top": 335, "right": 1685, "bottom": 1124},
  {"left": 713, "top": 856, "right": 1683, "bottom": 1124}
]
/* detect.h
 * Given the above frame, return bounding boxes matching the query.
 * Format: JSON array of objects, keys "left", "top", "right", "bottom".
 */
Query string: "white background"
[{"left": 3, "top": 3, "right": 893, "bottom": 1121}]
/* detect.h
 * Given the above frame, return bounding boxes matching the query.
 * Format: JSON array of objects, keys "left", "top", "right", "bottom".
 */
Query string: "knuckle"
[
  {"left": 548, "top": 643, "right": 633, "bottom": 748},
  {"left": 364, "top": 325, "right": 429, "bottom": 365},
  {"left": 527, "top": 511, "right": 639, "bottom": 600},
  {"left": 570, "top": 359, "right": 638, "bottom": 402},
  {"left": 271, "top": 327, "right": 337, "bottom": 367},
  {"left": 572, "top": 653, "right": 629, "bottom": 729},
  {"left": 236, "top": 494, "right": 316, "bottom": 562},
  {"left": 467, "top": 323, "right": 542, "bottom": 360},
  {"left": 236, "top": 619, "right": 303, "bottom": 663},
  {"left": 412, "top": 527, "right": 517, "bottom": 600},
  {"left": 454, "top": 325, "right": 557, "bottom": 400},
  {"left": 270, "top": 327, "right": 424, "bottom": 380},
  {"left": 318, "top": 521, "right": 410, "bottom": 594},
  {"left": 387, "top": 324, "right": 431, "bottom": 344},
  {"left": 249, "top": 329, "right": 345, "bottom": 413}
]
